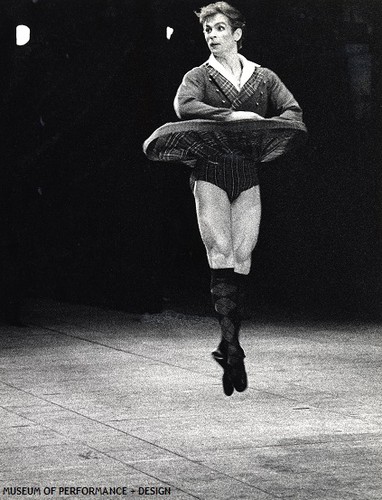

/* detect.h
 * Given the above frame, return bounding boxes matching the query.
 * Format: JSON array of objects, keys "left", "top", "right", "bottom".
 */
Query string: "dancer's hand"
[{"left": 225, "top": 111, "right": 265, "bottom": 121}]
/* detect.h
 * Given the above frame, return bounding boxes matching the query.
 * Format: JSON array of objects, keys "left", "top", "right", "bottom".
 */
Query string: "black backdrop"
[{"left": 1, "top": 0, "right": 381, "bottom": 320}]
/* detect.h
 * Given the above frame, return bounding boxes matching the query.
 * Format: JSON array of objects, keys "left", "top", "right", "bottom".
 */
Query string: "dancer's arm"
[{"left": 174, "top": 67, "right": 233, "bottom": 121}]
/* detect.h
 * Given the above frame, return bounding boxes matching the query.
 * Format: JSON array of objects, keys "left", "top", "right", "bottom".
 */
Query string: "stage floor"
[{"left": 0, "top": 300, "right": 381, "bottom": 499}]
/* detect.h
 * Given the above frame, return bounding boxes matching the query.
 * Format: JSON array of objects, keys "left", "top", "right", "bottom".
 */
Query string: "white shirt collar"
[{"left": 207, "top": 54, "right": 260, "bottom": 91}]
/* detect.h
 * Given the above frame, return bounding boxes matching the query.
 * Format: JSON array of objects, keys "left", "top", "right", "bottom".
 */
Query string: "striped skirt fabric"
[{"left": 143, "top": 118, "right": 307, "bottom": 166}]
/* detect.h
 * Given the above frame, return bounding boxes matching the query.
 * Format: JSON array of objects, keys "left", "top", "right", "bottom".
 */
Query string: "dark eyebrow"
[{"left": 204, "top": 21, "right": 228, "bottom": 30}]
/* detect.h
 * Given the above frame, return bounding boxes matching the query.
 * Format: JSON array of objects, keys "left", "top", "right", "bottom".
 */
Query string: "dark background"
[{"left": 1, "top": 0, "right": 381, "bottom": 322}]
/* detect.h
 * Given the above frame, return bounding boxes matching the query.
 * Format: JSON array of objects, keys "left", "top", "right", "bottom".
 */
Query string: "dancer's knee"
[
  {"left": 206, "top": 238, "right": 234, "bottom": 269},
  {"left": 234, "top": 243, "right": 254, "bottom": 266},
  {"left": 202, "top": 232, "right": 231, "bottom": 258}
]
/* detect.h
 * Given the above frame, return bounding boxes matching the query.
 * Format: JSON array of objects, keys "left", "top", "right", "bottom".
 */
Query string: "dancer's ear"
[{"left": 233, "top": 28, "right": 242, "bottom": 43}]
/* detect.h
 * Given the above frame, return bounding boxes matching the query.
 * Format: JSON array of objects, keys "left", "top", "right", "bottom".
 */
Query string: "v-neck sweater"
[{"left": 174, "top": 57, "right": 303, "bottom": 123}]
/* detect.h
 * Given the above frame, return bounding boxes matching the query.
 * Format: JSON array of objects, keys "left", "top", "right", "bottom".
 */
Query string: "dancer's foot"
[
  {"left": 228, "top": 355, "right": 247, "bottom": 392},
  {"left": 212, "top": 346, "right": 234, "bottom": 396}
]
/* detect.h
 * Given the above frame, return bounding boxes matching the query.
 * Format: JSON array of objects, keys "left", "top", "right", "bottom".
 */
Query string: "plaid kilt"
[{"left": 143, "top": 118, "right": 307, "bottom": 166}]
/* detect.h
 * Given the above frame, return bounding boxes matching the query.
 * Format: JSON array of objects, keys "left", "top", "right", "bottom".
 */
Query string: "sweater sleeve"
[
  {"left": 174, "top": 67, "right": 233, "bottom": 121},
  {"left": 267, "top": 70, "right": 303, "bottom": 122}
]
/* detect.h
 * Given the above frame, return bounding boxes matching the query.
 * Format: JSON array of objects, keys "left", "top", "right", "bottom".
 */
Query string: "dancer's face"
[{"left": 203, "top": 13, "right": 242, "bottom": 56}]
